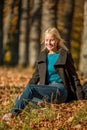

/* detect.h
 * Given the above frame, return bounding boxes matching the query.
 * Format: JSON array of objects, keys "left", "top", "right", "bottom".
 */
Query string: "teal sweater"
[{"left": 46, "top": 53, "right": 62, "bottom": 84}]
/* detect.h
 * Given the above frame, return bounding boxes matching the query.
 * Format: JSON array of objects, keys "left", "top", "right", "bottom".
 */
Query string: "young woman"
[{"left": 3, "top": 27, "right": 84, "bottom": 121}]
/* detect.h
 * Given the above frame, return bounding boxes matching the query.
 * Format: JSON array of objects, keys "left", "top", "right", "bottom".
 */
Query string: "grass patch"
[
  {"left": 21, "top": 103, "right": 57, "bottom": 128},
  {"left": 71, "top": 102, "right": 87, "bottom": 127}
]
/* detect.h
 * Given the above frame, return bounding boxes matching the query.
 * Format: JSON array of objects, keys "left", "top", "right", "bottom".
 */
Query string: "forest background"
[{"left": 0, "top": 0, "right": 87, "bottom": 77}]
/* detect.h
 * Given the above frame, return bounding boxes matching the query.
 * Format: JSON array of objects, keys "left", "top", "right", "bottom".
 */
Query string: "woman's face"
[{"left": 45, "top": 33, "right": 59, "bottom": 53}]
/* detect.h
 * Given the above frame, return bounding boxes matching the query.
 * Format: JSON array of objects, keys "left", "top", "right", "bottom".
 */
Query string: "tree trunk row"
[{"left": 0, "top": 0, "right": 86, "bottom": 78}]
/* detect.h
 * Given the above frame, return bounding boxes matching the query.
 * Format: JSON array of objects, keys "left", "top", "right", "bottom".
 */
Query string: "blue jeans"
[{"left": 10, "top": 82, "right": 68, "bottom": 114}]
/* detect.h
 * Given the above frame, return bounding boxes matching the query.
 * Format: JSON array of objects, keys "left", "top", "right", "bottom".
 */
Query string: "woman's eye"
[
  {"left": 46, "top": 39, "right": 48, "bottom": 42},
  {"left": 51, "top": 39, "right": 54, "bottom": 41}
]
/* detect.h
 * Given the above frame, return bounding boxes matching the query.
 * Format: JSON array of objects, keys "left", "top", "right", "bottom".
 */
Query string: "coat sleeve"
[
  {"left": 66, "top": 51, "right": 84, "bottom": 100},
  {"left": 28, "top": 62, "right": 40, "bottom": 84}
]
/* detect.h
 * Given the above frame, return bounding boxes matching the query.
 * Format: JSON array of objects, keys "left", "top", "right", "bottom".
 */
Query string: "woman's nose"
[{"left": 48, "top": 40, "right": 51, "bottom": 44}]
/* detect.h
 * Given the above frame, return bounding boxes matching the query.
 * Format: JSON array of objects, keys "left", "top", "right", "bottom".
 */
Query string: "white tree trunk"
[
  {"left": 18, "top": 0, "right": 28, "bottom": 65},
  {"left": 79, "top": 0, "right": 87, "bottom": 77},
  {"left": 29, "top": 0, "right": 41, "bottom": 67}
]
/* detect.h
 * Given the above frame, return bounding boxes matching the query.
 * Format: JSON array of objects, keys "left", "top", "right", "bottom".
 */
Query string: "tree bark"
[
  {"left": 29, "top": 0, "right": 42, "bottom": 67},
  {"left": 0, "top": 0, "right": 4, "bottom": 64},
  {"left": 3, "top": 0, "right": 14, "bottom": 49},
  {"left": 10, "top": 0, "right": 22, "bottom": 65},
  {"left": 18, "top": 0, "right": 29, "bottom": 65},
  {"left": 79, "top": 0, "right": 87, "bottom": 77},
  {"left": 62, "top": 0, "right": 75, "bottom": 49},
  {"left": 41, "top": 0, "right": 58, "bottom": 31}
]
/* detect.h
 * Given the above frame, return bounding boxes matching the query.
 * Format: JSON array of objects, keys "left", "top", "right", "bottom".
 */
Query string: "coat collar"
[
  {"left": 37, "top": 48, "right": 68, "bottom": 65},
  {"left": 54, "top": 48, "right": 67, "bottom": 66},
  {"left": 37, "top": 49, "right": 47, "bottom": 63}
]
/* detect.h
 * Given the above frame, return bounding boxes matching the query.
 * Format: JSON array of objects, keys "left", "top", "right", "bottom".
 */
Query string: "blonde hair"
[{"left": 41, "top": 27, "right": 68, "bottom": 51}]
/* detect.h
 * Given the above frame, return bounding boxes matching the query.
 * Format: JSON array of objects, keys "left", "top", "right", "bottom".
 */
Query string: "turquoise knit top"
[{"left": 46, "top": 53, "right": 62, "bottom": 84}]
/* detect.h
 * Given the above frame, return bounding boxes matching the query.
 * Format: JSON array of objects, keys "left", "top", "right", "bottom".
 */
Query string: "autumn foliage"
[{"left": 0, "top": 67, "right": 87, "bottom": 130}]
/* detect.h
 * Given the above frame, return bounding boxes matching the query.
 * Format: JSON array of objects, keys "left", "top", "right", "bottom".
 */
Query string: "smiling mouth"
[{"left": 48, "top": 46, "right": 53, "bottom": 48}]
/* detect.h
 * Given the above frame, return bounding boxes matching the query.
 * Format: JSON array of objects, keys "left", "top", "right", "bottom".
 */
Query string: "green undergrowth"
[
  {"left": 71, "top": 102, "right": 87, "bottom": 126},
  {"left": 0, "top": 101, "right": 87, "bottom": 130}
]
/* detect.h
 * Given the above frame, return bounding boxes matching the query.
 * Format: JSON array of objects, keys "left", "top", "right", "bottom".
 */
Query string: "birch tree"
[
  {"left": 18, "top": 0, "right": 29, "bottom": 65},
  {"left": 79, "top": 0, "right": 87, "bottom": 77},
  {"left": 29, "top": 0, "right": 42, "bottom": 67}
]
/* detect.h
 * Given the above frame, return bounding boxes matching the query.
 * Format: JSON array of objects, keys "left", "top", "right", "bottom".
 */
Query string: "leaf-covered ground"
[{"left": 0, "top": 67, "right": 87, "bottom": 130}]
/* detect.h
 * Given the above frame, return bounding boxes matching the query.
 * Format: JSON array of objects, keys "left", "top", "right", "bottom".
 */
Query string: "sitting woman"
[{"left": 3, "top": 27, "right": 84, "bottom": 121}]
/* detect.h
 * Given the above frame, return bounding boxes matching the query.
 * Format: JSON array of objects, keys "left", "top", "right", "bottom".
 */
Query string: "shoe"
[
  {"left": 2, "top": 113, "right": 13, "bottom": 121},
  {"left": 37, "top": 101, "right": 47, "bottom": 110},
  {"left": 37, "top": 101, "right": 44, "bottom": 107}
]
